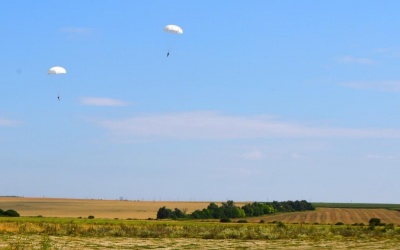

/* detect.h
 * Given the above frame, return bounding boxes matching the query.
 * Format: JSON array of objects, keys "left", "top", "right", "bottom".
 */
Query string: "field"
[
  {"left": 252, "top": 208, "right": 400, "bottom": 225},
  {"left": 1, "top": 197, "right": 400, "bottom": 225},
  {"left": 0, "top": 197, "right": 236, "bottom": 219},
  {"left": 1, "top": 197, "right": 400, "bottom": 249},
  {"left": 313, "top": 202, "right": 400, "bottom": 210}
]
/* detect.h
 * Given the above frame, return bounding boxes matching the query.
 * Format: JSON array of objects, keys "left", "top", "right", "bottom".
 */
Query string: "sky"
[{"left": 1, "top": 1, "right": 399, "bottom": 203}]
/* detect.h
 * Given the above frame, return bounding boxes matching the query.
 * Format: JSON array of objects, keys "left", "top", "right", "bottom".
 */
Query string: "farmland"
[
  {"left": 0, "top": 197, "right": 232, "bottom": 219},
  {"left": 1, "top": 197, "right": 400, "bottom": 225},
  {"left": 251, "top": 208, "right": 400, "bottom": 225},
  {"left": 1, "top": 197, "right": 400, "bottom": 249}
]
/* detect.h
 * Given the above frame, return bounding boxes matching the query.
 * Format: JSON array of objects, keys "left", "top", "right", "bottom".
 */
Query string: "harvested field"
[
  {"left": 1, "top": 197, "right": 400, "bottom": 225},
  {"left": 0, "top": 197, "right": 246, "bottom": 219},
  {"left": 253, "top": 208, "right": 400, "bottom": 225}
]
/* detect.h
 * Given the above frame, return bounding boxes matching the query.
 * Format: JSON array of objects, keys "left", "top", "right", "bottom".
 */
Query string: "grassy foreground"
[{"left": 0, "top": 217, "right": 400, "bottom": 249}]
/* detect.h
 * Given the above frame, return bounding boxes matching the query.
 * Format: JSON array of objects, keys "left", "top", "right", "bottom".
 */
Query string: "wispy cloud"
[
  {"left": 80, "top": 97, "right": 128, "bottom": 107},
  {"left": 60, "top": 27, "right": 93, "bottom": 35},
  {"left": 240, "top": 150, "right": 265, "bottom": 160},
  {"left": 337, "top": 56, "right": 376, "bottom": 65},
  {"left": 375, "top": 47, "right": 400, "bottom": 58},
  {"left": 366, "top": 154, "right": 397, "bottom": 160},
  {"left": 341, "top": 81, "right": 400, "bottom": 92},
  {"left": 0, "top": 118, "right": 19, "bottom": 127},
  {"left": 91, "top": 111, "right": 400, "bottom": 141}
]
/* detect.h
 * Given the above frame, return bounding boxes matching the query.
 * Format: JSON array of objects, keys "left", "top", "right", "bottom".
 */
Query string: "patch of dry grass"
[{"left": 1, "top": 235, "right": 400, "bottom": 249}]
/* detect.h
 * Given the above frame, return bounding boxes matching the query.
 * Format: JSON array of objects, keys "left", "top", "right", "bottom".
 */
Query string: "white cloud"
[
  {"left": 91, "top": 111, "right": 400, "bottom": 140},
  {"left": 0, "top": 118, "right": 19, "bottom": 127},
  {"left": 366, "top": 154, "right": 397, "bottom": 160},
  {"left": 80, "top": 97, "right": 128, "bottom": 107},
  {"left": 290, "top": 153, "right": 304, "bottom": 159},
  {"left": 341, "top": 81, "right": 400, "bottom": 92},
  {"left": 60, "top": 27, "right": 93, "bottom": 34},
  {"left": 240, "top": 150, "right": 264, "bottom": 160},
  {"left": 375, "top": 47, "right": 400, "bottom": 58},
  {"left": 337, "top": 56, "right": 376, "bottom": 65}
]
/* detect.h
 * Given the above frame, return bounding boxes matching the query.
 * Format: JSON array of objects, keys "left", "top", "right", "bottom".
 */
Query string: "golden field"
[
  {"left": 1, "top": 197, "right": 400, "bottom": 225},
  {"left": 253, "top": 208, "right": 400, "bottom": 225},
  {"left": 0, "top": 197, "right": 231, "bottom": 219}
]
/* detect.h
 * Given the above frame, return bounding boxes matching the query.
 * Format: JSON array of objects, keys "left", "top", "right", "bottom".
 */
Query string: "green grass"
[
  {"left": 312, "top": 202, "right": 400, "bottom": 210},
  {"left": 1, "top": 216, "right": 400, "bottom": 240}
]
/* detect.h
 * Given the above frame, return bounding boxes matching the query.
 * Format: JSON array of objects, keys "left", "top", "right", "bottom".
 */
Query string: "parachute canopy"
[
  {"left": 48, "top": 66, "right": 66, "bottom": 75},
  {"left": 163, "top": 24, "right": 183, "bottom": 34}
]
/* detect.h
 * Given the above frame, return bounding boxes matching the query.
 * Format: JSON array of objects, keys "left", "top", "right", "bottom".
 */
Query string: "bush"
[
  {"left": 2, "top": 209, "right": 20, "bottom": 217},
  {"left": 276, "top": 221, "right": 286, "bottom": 228},
  {"left": 369, "top": 218, "right": 381, "bottom": 226},
  {"left": 385, "top": 223, "right": 395, "bottom": 230},
  {"left": 157, "top": 206, "right": 173, "bottom": 219},
  {"left": 259, "top": 220, "right": 265, "bottom": 223},
  {"left": 335, "top": 222, "right": 344, "bottom": 225},
  {"left": 88, "top": 215, "right": 95, "bottom": 219},
  {"left": 220, "top": 218, "right": 231, "bottom": 223}
]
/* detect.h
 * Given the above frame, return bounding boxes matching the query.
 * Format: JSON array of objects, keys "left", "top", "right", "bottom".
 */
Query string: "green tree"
[
  {"left": 156, "top": 206, "right": 173, "bottom": 219},
  {"left": 207, "top": 202, "right": 222, "bottom": 218},
  {"left": 171, "top": 208, "right": 186, "bottom": 219}
]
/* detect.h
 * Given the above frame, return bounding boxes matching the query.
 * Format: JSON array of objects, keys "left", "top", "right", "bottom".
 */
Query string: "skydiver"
[
  {"left": 167, "top": 52, "right": 170, "bottom": 57},
  {"left": 57, "top": 95, "right": 60, "bottom": 101}
]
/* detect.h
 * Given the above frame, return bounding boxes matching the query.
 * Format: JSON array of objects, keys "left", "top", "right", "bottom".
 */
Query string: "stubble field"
[{"left": 0, "top": 197, "right": 248, "bottom": 219}]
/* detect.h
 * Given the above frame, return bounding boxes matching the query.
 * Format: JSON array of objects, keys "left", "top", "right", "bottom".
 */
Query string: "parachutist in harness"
[
  {"left": 57, "top": 95, "right": 60, "bottom": 101},
  {"left": 167, "top": 52, "right": 170, "bottom": 57}
]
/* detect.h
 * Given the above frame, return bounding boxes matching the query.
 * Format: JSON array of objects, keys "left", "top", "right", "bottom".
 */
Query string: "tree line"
[{"left": 157, "top": 200, "right": 314, "bottom": 220}]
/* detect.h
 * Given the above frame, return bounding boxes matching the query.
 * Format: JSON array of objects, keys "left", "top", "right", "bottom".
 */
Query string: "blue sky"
[{"left": 1, "top": 1, "right": 399, "bottom": 203}]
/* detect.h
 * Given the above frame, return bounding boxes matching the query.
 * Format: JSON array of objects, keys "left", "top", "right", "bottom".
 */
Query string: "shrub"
[
  {"left": 276, "top": 221, "right": 286, "bottom": 228},
  {"left": 2, "top": 209, "right": 20, "bottom": 217},
  {"left": 157, "top": 206, "right": 173, "bottom": 219},
  {"left": 220, "top": 218, "right": 231, "bottom": 223},
  {"left": 88, "top": 215, "right": 95, "bottom": 219},
  {"left": 335, "top": 222, "right": 344, "bottom": 225},
  {"left": 259, "top": 220, "right": 265, "bottom": 223},
  {"left": 369, "top": 218, "right": 381, "bottom": 226},
  {"left": 385, "top": 223, "right": 395, "bottom": 230}
]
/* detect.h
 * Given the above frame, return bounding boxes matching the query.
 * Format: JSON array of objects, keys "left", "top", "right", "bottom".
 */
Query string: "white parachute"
[
  {"left": 48, "top": 66, "right": 66, "bottom": 75},
  {"left": 48, "top": 66, "right": 66, "bottom": 101},
  {"left": 163, "top": 24, "right": 183, "bottom": 34},
  {"left": 163, "top": 25, "right": 183, "bottom": 57}
]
